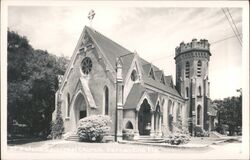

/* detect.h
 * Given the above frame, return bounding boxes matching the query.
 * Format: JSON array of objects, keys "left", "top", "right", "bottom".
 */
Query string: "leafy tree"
[
  {"left": 7, "top": 30, "right": 69, "bottom": 139},
  {"left": 214, "top": 95, "right": 242, "bottom": 136}
]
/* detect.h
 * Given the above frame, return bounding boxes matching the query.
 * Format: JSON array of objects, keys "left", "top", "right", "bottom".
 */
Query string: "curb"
[{"left": 118, "top": 140, "right": 210, "bottom": 150}]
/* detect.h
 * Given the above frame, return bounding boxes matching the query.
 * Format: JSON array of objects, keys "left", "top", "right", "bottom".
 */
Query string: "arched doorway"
[
  {"left": 138, "top": 99, "right": 151, "bottom": 135},
  {"left": 74, "top": 93, "right": 87, "bottom": 125}
]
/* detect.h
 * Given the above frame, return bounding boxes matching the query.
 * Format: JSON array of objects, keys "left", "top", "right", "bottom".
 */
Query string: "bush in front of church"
[
  {"left": 77, "top": 115, "right": 111, "bottom": 142},
  {"left": 122, "top": 129, "right": 134, "bottom": 140},
  {"left": 168, "top": 132, "right": 191, "bottom": 145}
]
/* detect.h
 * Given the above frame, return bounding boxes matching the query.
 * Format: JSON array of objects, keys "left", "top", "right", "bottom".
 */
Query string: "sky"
[{"left": 8, "top": 6, "right": 243, "bottom": 100}]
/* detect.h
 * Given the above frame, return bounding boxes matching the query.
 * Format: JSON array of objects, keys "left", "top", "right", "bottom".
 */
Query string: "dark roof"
[
  {"left": 165, "top": 75, "right": 173, "bottom": 87},
  {"left": 120, "top": 53, "right": 135, "bottom": 79},
  {"left": 148, "top": 92, "right": 159, "bottom": 106},
  {"left": 85, "top": 26, "right": 182, "bottom": 99},
  {"left": 155, "top": 70, "right": 163, "bottom": 81},
  {"left": 123, "top": 84, "right": 146, "bottom": 109},
  {"left": 85, "top": 26, "right": 133, "bottom": 69}
]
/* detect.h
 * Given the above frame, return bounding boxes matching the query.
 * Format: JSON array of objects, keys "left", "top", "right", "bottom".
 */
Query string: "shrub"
[
  {"left": 167, "top": 132, "right": 191, "bottom": 145},
  {"left": 194, "top": 126, "right": 209, "bottom": 137},
  {"left": 122, "top": 129, "right": 134, "bottom": 140},
  {"left": 77, "top": 115, "right": 111, "bottom": 142},
  {"left": 50, "top": 102, "right": 64, "bottom": 139}
]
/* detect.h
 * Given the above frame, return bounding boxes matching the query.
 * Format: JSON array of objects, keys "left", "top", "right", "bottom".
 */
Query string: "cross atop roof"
[{"left": 88, "top": 9, "right": 95, "bottom": 28}]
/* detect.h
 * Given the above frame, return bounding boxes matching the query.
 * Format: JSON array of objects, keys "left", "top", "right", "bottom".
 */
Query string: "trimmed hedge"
[{"left": 77, "top": 115, "right": 111, "bottom": 142}]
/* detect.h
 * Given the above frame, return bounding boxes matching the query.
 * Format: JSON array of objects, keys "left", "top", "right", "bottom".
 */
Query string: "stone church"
[{"left": 52, "top": 26, "right": 216, "bottom": 141}]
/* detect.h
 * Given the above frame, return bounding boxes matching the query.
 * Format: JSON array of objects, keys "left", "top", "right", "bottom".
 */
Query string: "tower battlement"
[{"left": 175, "top": 39, "right": 210, "bottom": 57}]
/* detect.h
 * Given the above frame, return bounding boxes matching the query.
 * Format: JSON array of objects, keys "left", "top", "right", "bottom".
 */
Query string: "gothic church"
[{"left": 52, "top": 26, "right": 216, "bottom": 141}]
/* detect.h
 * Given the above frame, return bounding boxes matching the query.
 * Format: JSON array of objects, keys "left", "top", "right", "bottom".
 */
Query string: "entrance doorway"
[
  {"left": 74, "top": 93, "right": 87, "bottom": 125},
  {"left": 138, "top": 99, "right": 151, "bottom": 135}
]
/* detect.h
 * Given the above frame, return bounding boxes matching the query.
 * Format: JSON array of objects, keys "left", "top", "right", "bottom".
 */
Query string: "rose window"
[{"left": 81, "top": 57, "right": 92, "bottom": 75}]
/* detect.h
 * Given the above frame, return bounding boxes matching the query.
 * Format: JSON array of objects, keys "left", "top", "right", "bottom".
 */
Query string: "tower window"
[
  {"left": 186, "top": 87, "right": 189, "bottom": 98},
  {"left": 185, "top": 61, "right": 190, "bottom": 78},
  {"left": 197, "top": 60, "right": 202, "bottom": 77},
  {"left": 198, "top": 86, "right": 202, "bottom": 96}
]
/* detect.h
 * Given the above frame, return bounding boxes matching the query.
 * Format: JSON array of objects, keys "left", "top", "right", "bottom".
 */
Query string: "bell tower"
[{"left": 174, "top": 39, "right": 211, "bottom": 134}]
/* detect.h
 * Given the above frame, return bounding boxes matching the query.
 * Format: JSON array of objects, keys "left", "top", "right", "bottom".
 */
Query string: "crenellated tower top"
[{"left": 175, "top": 39, "right": 211, "bottom": 59}]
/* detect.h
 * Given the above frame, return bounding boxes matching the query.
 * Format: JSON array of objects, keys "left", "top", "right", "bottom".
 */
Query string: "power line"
[
  {"left": 150, "top": 33, "right": 242, "bottom": 62},
  {"left": 221, "top": 8, "right": 242, "bottom": 46},
  {"left": 211, "top": 33, "right": 242, "bottom": 44},
  {"left": 226, "top": 8, "right": 242, "bottom": 43}
]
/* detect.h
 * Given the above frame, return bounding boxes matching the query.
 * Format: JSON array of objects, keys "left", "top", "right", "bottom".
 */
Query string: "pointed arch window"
[
  {"left": 186, "top": 87, "right": 189, "bottom": 98},
  {"left": 197, "top": 60, "right": 202, "bottom": 77},
  {"left": 197, "top": 105, "right": 202, "bottom": 125},
  {"left": 131, "top": 69, "right": 138, "bottom": 81},
  {"left": 149, "top": 68, "right": 155, "bottom": 80},
  {"left": 185, "top": 61, "right": 190, "bottom": 78},
  {"left": 198, "top": 86, "right": 202, "bottom": 96},
  {"left": 104, "top": 86, "right": 109, "bottom": 115},
  {"left": 67, "top": 93, "right": 70, "bottom": 117}
]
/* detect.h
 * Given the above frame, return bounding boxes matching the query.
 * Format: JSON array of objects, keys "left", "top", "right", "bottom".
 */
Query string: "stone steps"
[
  {"left": 65, "top": 134, "right": 80, "bottom": 142},
  {"left": 210, "top": 131, "right": 224, "bottom": 138},
  {"left": 134, "top": 136, "right": 165, "bottom": 143}
]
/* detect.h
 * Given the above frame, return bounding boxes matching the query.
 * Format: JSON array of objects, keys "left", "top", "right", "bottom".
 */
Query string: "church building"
[{"left": 52, "top": 25, "right": 214, "bottom": 141}]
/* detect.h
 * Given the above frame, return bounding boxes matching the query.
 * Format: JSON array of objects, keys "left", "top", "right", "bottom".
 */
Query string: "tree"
[
  {"left": 7, "top": 30, "right": 69, "bottom": 139},
  {"left": 214, "top": 96, "right": 242, "bottom": 136}
]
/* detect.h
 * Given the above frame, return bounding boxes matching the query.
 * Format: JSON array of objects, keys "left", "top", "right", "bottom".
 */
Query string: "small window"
[
  {"left": 81, "top": 57, "right": 92, "bottom": 75},
  {"left": 197, "top": 60, "right": 202, "bottom": 77},
  {"left": 185, "top": 61, "right": 190, "bottom": 78},
  {"left": 130, "top": 70, "right": 138, "bottom": 81},
  {"left": 149, "top": 68, "right": 155, "bottom": 79},
  {"left": 160, "top": 75, "right": 165, "bottom": 84}
]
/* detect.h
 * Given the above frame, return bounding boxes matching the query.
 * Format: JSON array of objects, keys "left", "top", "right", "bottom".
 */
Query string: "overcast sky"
[{"left": 8, "top": 6, "right": 243, "bottom": 100}]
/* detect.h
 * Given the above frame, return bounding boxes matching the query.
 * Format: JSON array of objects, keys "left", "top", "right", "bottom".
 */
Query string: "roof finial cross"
[{"left": 88, "top": 9, "right": 95, "bottom": 28}]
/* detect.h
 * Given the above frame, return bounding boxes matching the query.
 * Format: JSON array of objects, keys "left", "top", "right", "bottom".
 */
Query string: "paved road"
[{"left": 4, "top": 140, "right": 248, "bottom": 160}]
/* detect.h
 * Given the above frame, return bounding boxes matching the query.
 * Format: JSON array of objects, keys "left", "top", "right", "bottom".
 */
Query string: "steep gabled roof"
[
  {"left": 85, "top": 26, "right": 133, "bottom": 70},
  {"left": 155, "top": 70, "right": 164, "bottom": 81},
  {"left": 123, "top": 84, "right": 146, "bottom": 109},
  {"left": 165, "top": 75, "right": 174, "bottom": 87},
  {"left": 84, "top": 26, "right": 182, "bottom": 98}
]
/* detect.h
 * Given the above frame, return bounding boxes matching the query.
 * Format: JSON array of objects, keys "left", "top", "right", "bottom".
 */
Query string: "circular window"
[
  {"left": 130, "top": 70, "right": 138, "bottom": 81},
  {"left": 81, "top": 57, "right": 92, "bottom": 75}
]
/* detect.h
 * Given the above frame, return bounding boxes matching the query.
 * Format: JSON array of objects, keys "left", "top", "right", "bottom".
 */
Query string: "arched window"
[
  {"left": 125, "top": 121, "right": 133, "bottom": 129},
  {"left": 67, "top": 93, "right": 70, "bottom": 117},
  {"left": 104, "top": 86, "right": 109, "bottom": 115},
  {"left": 197, "top": 105, "right": 202, "bottom": 125},
  {"left": 197, "top": 60, "right": 202, "bottom": 77},
  {"left": 131, "top": 70, "right": 138, "bottom": 81},
  {"left": 198, "top": 86, "right": 202, "bottom": 96},
  {"left": 185, "top": 61, "right": 190, "bottom": 78},
  {"left": 81, "top": 57, "right": 93, "bottom": 75},
  {"left": 186, "top": 87, "right": 189, "bottom": 98}
]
